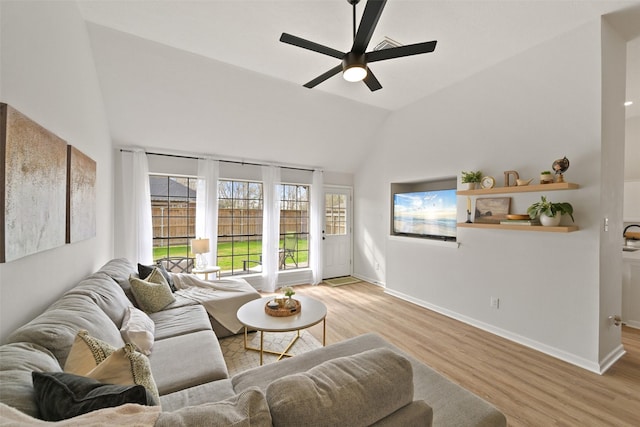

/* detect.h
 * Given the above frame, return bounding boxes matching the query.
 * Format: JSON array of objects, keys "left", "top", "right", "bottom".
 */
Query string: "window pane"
[
  {"left": 217, "top": 179, "right": 263, "bottom": 276},
  {"left": 150, "top": 175, "right": 196, "bottom": 271},
  {"left": 279, "top": 184, "right": 310, "bottom": 271}
]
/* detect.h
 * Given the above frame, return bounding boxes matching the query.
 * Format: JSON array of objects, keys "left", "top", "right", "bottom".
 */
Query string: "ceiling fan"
[{"left": 279, "top": 0, "right": 437, "bottom": 92}]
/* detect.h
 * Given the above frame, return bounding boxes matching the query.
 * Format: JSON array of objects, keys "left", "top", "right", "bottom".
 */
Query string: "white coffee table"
[{"left": 236, "top": 295, "right": 327, "bottom": 365}]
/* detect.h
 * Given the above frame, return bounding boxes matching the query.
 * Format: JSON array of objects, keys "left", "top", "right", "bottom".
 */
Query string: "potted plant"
[
  {"left": 540, "top": 170, "right": 553, "bottom": 184},
  {"left": 527, "top": 196, "right": 574, "bottom": 227},
  {"left": 461, "top": 171, "right": 482, "bottom": 190}
]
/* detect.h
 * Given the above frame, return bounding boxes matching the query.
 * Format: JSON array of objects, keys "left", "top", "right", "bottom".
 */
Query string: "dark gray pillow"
[
  {"left": 32, "top": 371, "right": 154, "bottom": 421},
  {"left": 138, "top": 263, "right": 176, "bottom": 292}
]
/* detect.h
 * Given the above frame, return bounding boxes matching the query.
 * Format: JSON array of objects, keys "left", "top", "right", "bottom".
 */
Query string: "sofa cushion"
[
  {"left": 159, "top": 379, "right": 236, "bottom": 412},
  {"left": 32, "top": 372, "right": 154, "bottom": 422},
  {"left": 138, "top": 263, "right": 177, "bottom": 292},
  {"left": 129, "top": 273, "right": 176, "bottom": 313},
  {"left": 265, "top": 348, "right": 414, "bottom": 427},
  {"left": 64, "top": 330, "right": 115, "bottom": 375},
  {"left": 155, "top": 387, "right": 272, "bottom": 427},
  {"left": 120, "top": 306, "right": 155, "bottom": 355},
  {"left": 0, "top": 343, "right": 62, "bottom": 418},
  {"left": 64, "top": 272, "right": 133, "bottom": 327},
  {"left": 149, "top": 305, "right": 211, "bottom": 341},
  {"left": 149, "top": 330, "right": 228, "bottom": 395},
  {"left": 84, "top": 344, "right": 159, "bottom": 405},
  {"left": 370, "top": 400, "right": 433, "bottom": 427},
  {"left": 96, "top": 258, "right": 139, "bottom": 306},
  {"left": 6, "top": 294, "right": 125, "bottom": 367}
]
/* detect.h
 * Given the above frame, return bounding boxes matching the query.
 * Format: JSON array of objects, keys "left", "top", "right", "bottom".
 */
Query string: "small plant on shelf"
[
  {"left": 527, "top": 196, "right": 574, "bottom": 226},
  {"left": 461, "top": 171, "right": 482, "bottom": 184},
  {"left": 540, "top": 170, "right": 553, "bottom": 184}
]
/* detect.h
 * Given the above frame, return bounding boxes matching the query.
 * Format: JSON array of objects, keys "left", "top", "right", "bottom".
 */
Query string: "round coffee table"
[{"left": 236, "top": 295, "right": 327, "bottom": 365}]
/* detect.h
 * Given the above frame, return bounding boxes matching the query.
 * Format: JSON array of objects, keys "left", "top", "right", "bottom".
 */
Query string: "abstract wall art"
[
  {"left": 66, "top": 146, "right": 96, "bottom": 244},
  {"left": 1, "top": 103, "right": 96, "bottom": 263}
]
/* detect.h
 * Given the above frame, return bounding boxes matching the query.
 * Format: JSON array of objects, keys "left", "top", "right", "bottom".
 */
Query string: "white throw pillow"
[{"left": 120, "top": 306, "right": 155, "bottom": 355}]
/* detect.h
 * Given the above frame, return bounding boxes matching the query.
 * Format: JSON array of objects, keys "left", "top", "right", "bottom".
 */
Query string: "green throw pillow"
[{"left": 32, "top": 371, "right": 155, "bottom": 421}]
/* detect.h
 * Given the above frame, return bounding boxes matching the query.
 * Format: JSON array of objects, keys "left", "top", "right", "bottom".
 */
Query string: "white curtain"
[
  {"left": 196, "top": 158, "right": 219, "bottom": 267},
  {"left": 310, "top": 170, "right": 324, "bottom": 284},
  {"left": 119, "top": 149, "right": 153, "bottom": 264},
  {"left": 261, "top": 165, "right": 281, "bottom": 292}
]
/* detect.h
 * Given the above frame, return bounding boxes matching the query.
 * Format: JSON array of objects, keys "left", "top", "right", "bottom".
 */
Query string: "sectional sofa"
[{"left": 0, "top": 258, "right": 506, "bottom": 426}]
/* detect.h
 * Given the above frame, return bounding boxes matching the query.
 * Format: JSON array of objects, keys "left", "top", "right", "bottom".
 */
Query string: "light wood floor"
[{"left": 278, "top": 281, "right": 640, "bottom": 427}]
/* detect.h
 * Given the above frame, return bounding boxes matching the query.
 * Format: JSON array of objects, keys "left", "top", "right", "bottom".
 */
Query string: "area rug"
[
  {"left": 219, "top": 330, "right": 322, "bottom": 376},
  {"left": 324, "top": 276, "right": 361, "bottom": 287}
]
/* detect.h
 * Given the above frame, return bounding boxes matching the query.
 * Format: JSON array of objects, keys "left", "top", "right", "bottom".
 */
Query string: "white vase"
[{"left": 540, "top": 213, "right": 561, "bottom": 227}]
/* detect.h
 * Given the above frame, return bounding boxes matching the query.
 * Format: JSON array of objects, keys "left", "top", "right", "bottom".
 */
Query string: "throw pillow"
[
  {"left": 64, "top": 330, "right": 116, "bottom": 375},
  {"left": 85, "top": 343, "right": 160, "bottom": 405},
  {"left": 120, "top": 306, "right": 155, "bottom": 355},
  {"left": 138, "top": 263, "right": 177, "bottom": 292},
  {"left": 129, "top": 273, "right": 176, "bottom": 313},
  {"left": 32, "top": 371, "right": 154, "bottom": 422},
  {"left": 137, "top": 263, "right": 154, "bottom": 281},
  {"left": 265, "top": 348, "right": 414, "bottom": 427}
]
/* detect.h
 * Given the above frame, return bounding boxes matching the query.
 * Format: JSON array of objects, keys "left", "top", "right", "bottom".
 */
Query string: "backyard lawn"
[{"left": 153, "top": 238, "right": 308, "bottom": 273}]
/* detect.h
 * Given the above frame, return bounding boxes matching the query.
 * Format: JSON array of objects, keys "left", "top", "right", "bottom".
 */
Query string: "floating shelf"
[
  {"left": 456, "top": 182, "right": 579, "bottom": 196},
  {"left": 457, "top": 223, "right": 579, "bottom": 233}
]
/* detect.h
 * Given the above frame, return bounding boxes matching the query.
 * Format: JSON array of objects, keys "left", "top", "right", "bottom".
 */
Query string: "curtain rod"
[{"left": 119, "top": 149, "right": 316, "bottom": 173}]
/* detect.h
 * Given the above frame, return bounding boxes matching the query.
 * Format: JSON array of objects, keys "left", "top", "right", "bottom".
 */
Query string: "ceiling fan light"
[
  {"left": 343, "top": 65, "right": 367, "bottom": 82},
  {"left": 342, "top": 52, "right": 367, "bottom": 82}
]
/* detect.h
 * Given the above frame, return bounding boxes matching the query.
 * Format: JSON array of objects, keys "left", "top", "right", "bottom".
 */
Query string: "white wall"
[
  {"left": 0, "top": 1, "right": 113, "bottom": 341},
  {"left": 599, "top": 18, "right": 627, "bottom": 367},
  {"left": 354, "top": 20, "right": 622, "bottom": 371}
]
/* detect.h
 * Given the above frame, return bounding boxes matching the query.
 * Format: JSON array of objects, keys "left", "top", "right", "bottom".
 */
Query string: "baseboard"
[
  {"left": 384, "top": 288, "right": 605, "bottom": 374},
  {"left": 623, "top": 320, "right": 640, "bottom": 329},
  {"left": 351, "top": 273, "right": 385, "bottom": 288},
  {"left": 598, "top": 344, "right": 626, "bottom": 374}
]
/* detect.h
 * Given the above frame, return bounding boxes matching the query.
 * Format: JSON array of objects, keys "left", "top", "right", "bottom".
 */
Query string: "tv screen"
[{"left": 393, "top": 189, "right": 457, "bottom": 241}]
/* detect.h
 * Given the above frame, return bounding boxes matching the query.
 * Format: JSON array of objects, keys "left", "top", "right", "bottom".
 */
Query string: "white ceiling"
[
  {"left": 78, "top": 0, "right": 640, "bottom": 113},
  {"left": 76, "top": 1, "right": 640, "bottom": 172}
]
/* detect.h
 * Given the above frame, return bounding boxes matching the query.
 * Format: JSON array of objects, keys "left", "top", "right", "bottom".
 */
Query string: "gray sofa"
[{"left": 0, "top": 258, "right": 506, "bottom": 426}]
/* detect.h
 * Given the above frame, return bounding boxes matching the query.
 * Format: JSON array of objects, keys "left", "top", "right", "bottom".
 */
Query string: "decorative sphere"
[{"left": 552, "top": 156, "right": 570, "bottom": 174}]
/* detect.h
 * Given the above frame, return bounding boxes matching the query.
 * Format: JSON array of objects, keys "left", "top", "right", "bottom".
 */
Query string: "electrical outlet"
[
  {"left": 490, "top": 297, "right": 500, "bottom": 309},
  {"left": 604, "top": 217, "right": 609, "bottom": 232},
  {"left": 375, "top": 262, "right": 380, "bottom": 271}
]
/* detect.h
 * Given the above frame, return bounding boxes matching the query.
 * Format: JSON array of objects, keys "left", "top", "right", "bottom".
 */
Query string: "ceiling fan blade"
[
  {"left": 363, "top": 67, "right": 382, "bottom": 92},
  {"left": 280, "top": 33, "right": 345, "bottom": 59},
  {"left": 303, "top": 64, "right": 343, "bottom": 88},
  {"left": 366, "top": 40, "right": 437, "bottom": 63},
  {"left": 352, "top": 0, "right": 387, "bottom": 54}
]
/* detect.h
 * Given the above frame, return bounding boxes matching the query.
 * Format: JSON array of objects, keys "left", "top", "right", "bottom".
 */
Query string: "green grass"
[{"left": 153, "top": 239, "right": 308, "bottom": 273}]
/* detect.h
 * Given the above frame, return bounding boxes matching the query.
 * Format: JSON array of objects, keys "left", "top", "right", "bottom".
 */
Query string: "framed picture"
[{"left": 474, "top": 197, "right": 511, "bottom": 224}]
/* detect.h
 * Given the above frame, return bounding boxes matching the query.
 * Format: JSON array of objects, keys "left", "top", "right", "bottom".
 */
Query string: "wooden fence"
[{"left": 151, "top": 205, "right": 308, "bottom": 246}]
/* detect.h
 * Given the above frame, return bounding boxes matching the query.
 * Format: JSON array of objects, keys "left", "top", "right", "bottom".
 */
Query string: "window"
[
  {"left": 149, "top": 175, "right": 310, "bottom": 276},
  {"left": 149, "top": 175, "right": 197, "bottom": 272},
  {"left": 279, "top": 184, "right": 310, "bottom": 270},
  {"left": 325, "top": 193, "right": 347, "bottom": 235},
  {"left": 217, "top": 180, "right": 263, "bottom": 275}
]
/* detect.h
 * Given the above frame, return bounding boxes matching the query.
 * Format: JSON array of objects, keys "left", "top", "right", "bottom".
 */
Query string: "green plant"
[
  {"left": 540, "top": 171, "right": 552, "bottom": 175},
  {"left": 282, "top": 286, "right": 295, "bottom": 297},
  {"left": 527, "top": 196, "right": 574, "bottom": 222},
  {"left": 461, "top": 171, "right": 482, "bottom": 183}
]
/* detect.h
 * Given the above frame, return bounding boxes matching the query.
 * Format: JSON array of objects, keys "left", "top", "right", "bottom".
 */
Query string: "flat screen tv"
[{"left": 393, "top": 189, "right": 457, "bottom": 241}]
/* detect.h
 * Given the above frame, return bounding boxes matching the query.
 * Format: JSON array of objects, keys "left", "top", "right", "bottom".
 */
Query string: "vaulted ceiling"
[{"left": 77, "top": 1, "right": 640, "bottom": 172}]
